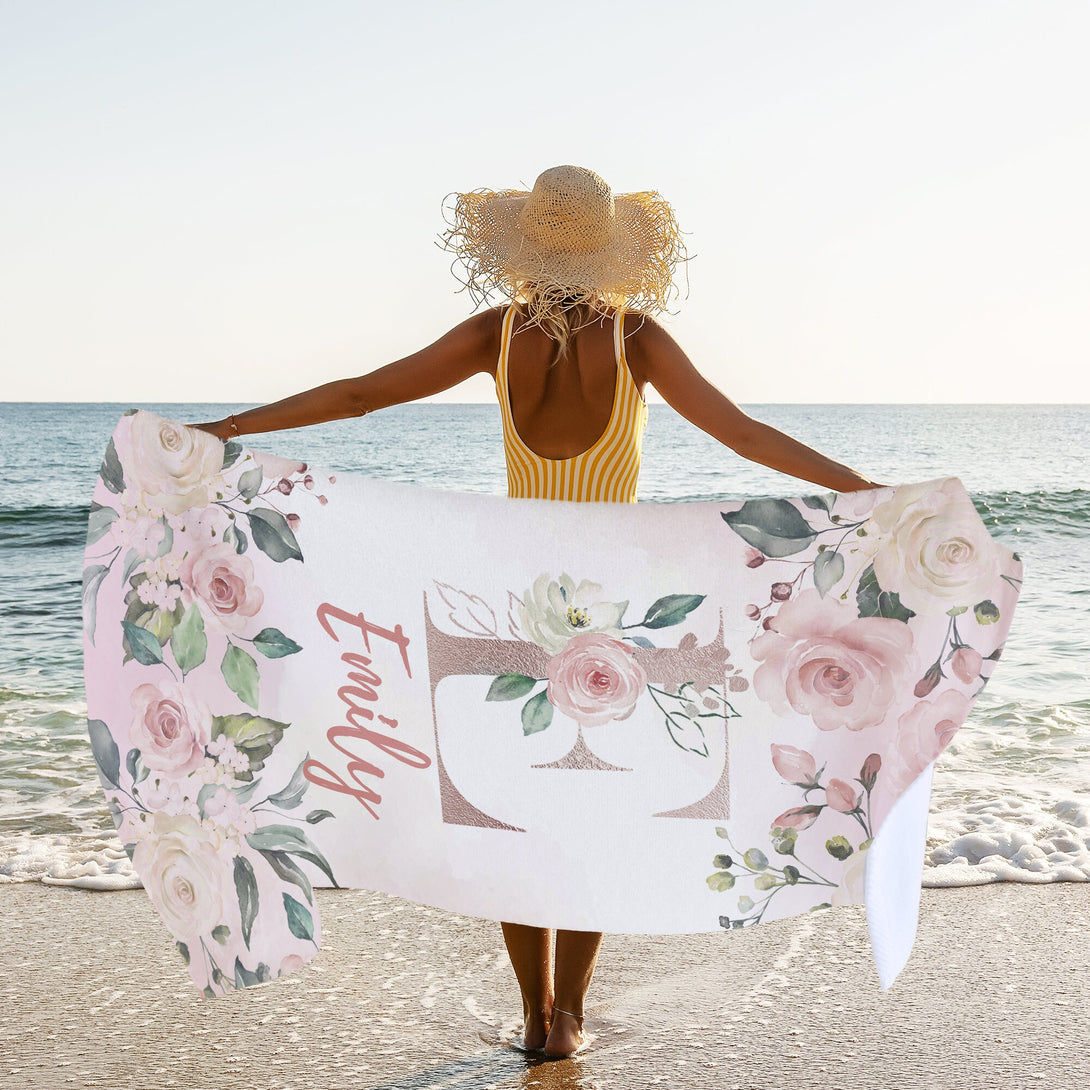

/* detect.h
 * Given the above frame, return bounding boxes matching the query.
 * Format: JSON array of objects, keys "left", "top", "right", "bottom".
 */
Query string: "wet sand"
[{"left": 1, "top": 883, "right": 1087, "bottom": 1090}]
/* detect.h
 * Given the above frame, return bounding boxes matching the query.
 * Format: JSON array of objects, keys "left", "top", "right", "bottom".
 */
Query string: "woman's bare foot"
[
  {"left": 543, "top": 1007, "right": 584, "bottom": 1058},
  {"left": 520, "top": 1003, "right": 551, "bottom": 1051}
]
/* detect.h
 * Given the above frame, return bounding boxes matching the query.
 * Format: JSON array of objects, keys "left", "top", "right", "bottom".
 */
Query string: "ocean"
[{"left": 0, "top": 401, "right": 1087, "bottom": 891}]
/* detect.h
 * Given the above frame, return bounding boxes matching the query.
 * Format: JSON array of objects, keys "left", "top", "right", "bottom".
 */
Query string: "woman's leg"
[
  {"left": 545, "top": 928, "right": 603, "bottom": 1057},
  {"left": 500, "top": 922, "right": 554, "bottom": 1049}
]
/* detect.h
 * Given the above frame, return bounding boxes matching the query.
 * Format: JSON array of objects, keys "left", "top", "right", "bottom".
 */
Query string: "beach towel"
[{"left": 82, "top": 412, "right": 1022, "bottom": 996}]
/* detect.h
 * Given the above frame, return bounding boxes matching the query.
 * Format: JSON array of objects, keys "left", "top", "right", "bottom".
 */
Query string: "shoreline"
[{"left": 2, "top": 883, "right": 1086, "bottom": 1090}]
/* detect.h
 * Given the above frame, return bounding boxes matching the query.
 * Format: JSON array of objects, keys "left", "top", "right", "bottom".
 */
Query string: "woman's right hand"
[{"left": 189, "top": 419, "right": 234, "bottom": 440}]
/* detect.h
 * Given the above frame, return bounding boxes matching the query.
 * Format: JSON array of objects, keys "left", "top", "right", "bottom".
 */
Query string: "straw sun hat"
[{"left": 441, "top": 165, "right": 688, "bottom": 331}]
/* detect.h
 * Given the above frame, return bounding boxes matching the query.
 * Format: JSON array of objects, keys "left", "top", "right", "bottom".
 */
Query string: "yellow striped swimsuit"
[{"left": 496, "top": 306, "right": 648, "bottom": 503}]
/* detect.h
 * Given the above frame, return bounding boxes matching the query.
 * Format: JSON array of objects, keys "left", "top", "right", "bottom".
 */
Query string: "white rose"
[
  {"left": 133, "top": 812, "right": 227, "bottom": 938},
  {"left": 124, "top": 414, "right": 224, "bottom": 516},
  {"left": 865, "top": 479, "right": 1003, "bottom": 615},
  {"left": 519, "top": 573, "right": 627, "bottom": 654}
]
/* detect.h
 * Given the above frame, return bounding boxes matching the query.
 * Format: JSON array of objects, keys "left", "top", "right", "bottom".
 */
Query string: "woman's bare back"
[{"left": 498, "top": 307, "right": 647, "bottom": 461}]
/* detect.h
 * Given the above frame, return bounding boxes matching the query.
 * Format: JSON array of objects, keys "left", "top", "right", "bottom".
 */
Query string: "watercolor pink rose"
[
  {"left": 179, "top": 542, "right": 264, "bottom": 632},
  {"left": 886, "top": 688, "right": 971, "bottom": 792},
  {"left": 473, "top": 574, "right": 733, "bottom": 757},
  {"left": 751, "top": 590, "right": 917, "bottom": 732},
  {"left": 129, "top": 681, "right": 212, "bottom": 774},
  {"left": 546, "top": 633, "right": 648, "bottom": 728}
]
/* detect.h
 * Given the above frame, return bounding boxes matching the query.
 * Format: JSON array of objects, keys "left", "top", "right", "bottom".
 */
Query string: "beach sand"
[{"left": 1, "top": 884, "right": 1086, "bottom": 1090}]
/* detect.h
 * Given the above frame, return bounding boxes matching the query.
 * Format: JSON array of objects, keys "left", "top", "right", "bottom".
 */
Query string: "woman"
[{"left": 196, "top": 165, "right": 880, "bottom": 1058}]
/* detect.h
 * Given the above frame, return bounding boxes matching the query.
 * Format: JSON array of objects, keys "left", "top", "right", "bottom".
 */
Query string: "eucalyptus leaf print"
[{"left": 721, "top": 499, "right": 817, "bottom": 558}]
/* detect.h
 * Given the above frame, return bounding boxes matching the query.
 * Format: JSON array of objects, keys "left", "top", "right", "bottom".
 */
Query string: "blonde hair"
[{"left": 513, "top": 286, "right": 611, "bottom": 361}]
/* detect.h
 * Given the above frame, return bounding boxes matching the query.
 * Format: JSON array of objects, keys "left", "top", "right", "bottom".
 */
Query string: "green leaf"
[
  {"left": 237, "top": 466, "right": 263, "bottom": 501},
  {"left": 121, "top": 548, "right": 143, "bottom": 584},
  {"left": 88, "top": 719, "right": 121, "bottom": 788},
  {"left": 86, "top": 503, "right": 118, "bottom": 546},
  {"left": 712, "top": 853, "right": 733, "bottom": 869},
  {"left": 221, "top": 440, "right": 243, "bottom": 470},
  {"left": 211, "top": 713, "right": 289, "bottom": 776},
  {"left": 813, "top": 549, "right": 845, "bottom": 598},
  {"left": 802, "top": 492, "right": 837, "bottom": 515},
  {"left": 82, "top": 564, "right": 110, "bottom": 644},
  {"left": 282, "top": 892, "right": 315, "bottom": 941},
  {"left": 640, "top": 593, "right": 706, "bottom": 629},
  {"left": 222, "top": 644, "right": 260, "bottom": 709},
  {"left": 233, "top": 855, "right": 259, "bottom": 948},
  {"left": 252, "top": 627, "right": 302, "bottom": 659},
  {"left": 245, "top": 824, "right": 339, "bottom": 887},
  {"left": 754, "top": 873, "right": 778, "bottom": 891},
  {"left": 172, "top": 604, "right": 207, "bottom": 677},
  {"left": 783, "top": 864, "right": 801, "bottom": 884},
  {"left": 305, "top": 809, "right": 334, "bottom": 824},
  {"left": 233, "top": 957, "right": 264, "bottom": 988},
  {"left": 628, "top": 635, "right": 655, "bottom": 649},
  {"left": 211, "top": 925, "right": 231, "bottom": 945},
  {"left": 722, "top": 499, "right": 817, "bottom": 558},
  {"left": 856, "top": 564, "right": 916, "bottom": 622},
  {"left": 974, "top": 599, "right": 1000, "bottom": 625},
  {"left": 120, "top": 593, "right": 183, "bottom": 661},
  {"left": 122, "top": 620, "right": 164, "bottom": 665},
  {"left": 486, "top": 673, "right": 537, "bottom": 701},
  {"left": 154, "top": 520, "right": 174, "bottom": 558},
  {"left": 176, "top": 941, "right": 190, "bottom": 965},
  {"left": 245, "top": 823, "right": 309, "bottom": 851},
  {"left": 267, "top": 757, "right": 309, "bottom": 810},
  {"left": 233, "top": 778, "right": 264, "bottom": 804},
  {"left": 196, "top": 782, "right": 220, "bottom": 819},
  {"left": 245, "top": 507, "right": 303, "bottom": 563},
  {"left": 223, "top": 521, "right": 248, "bottom": 554},
  {"left": 743, "top": 848, "right": 769, "bottom": 871},
  {"left": 259, "top": 848, "right": 314, "bottom": 903},
  {"left": 125, "top": 747, "right": 149, "bottom": 785},
  {"left": 706, "top": 871, "right": 735, "bottom": 891},
  {"left": 521, "top": 689, "right": 554, "bottom": 735},
  {"left": 100, "top": 437, "right": 125, "bottom": 494}
]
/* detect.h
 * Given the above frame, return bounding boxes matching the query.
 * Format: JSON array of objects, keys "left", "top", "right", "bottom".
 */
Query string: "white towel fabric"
[{"left": 82, "top": 413, "right": 1021, "bottom": 996}]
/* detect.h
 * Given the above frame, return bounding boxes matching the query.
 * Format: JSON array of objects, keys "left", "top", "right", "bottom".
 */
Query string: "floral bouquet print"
[{"left": 84, "top": 413, "right": 1021, "bottom": 994}]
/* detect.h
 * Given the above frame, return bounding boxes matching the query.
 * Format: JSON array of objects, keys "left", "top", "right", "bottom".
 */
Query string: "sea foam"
[
  {"left": 924, "top": 795, "right": 1090, "bottom": 886},
  {"left": 0, "top": 832, "right": 139, "bottom": 890}
]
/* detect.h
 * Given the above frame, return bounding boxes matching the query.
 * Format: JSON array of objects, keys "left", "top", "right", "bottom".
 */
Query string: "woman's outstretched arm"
[
  {"left": 629, "top": 317, "right": 883, "bottom": 492},
  {"left": 193, "top": 310, "right": 499, "bottom": 439}
]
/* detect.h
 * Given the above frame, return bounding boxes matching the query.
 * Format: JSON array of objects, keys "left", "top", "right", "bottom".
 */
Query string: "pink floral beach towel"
[{"left": 82, "top": 412, "right": 1021, "bottom": 996}]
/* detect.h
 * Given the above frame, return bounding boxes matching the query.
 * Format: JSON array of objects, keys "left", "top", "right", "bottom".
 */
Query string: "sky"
[{"left": 1, "top": 1, "right": 1087, "bottom": 404}]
